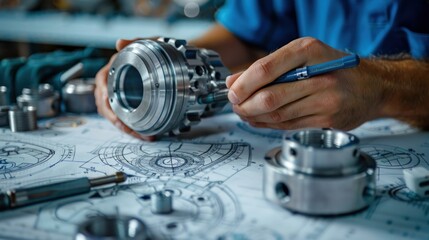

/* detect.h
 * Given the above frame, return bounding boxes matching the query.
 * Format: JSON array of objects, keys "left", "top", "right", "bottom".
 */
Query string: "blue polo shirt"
[{"left": 216, "top": 0, "right": 429, "bottom": 58}]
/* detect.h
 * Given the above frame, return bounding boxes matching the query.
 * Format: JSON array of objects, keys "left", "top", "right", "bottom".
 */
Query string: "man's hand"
[
  {"left": 95, "top": 39, "right": 155, "bottom": 141},
  {"left": 226, "top": 37, "right": 385, "bottom": 130}
]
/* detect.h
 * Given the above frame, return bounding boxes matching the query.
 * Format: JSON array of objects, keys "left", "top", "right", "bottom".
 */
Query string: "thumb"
[{"left": 116, "top": 38, "right": 140, "bottom": 51}]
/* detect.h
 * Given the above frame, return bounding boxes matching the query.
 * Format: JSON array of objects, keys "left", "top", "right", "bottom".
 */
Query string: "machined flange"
[
  {"left": 108, "top": 38, "right": 229, "bottom": 136},
  {"left": 263, "top": 128, "right": 376, "bottom": 216}
]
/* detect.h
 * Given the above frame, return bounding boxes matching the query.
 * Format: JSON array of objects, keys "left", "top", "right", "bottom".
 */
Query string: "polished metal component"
[
  {"left": 294, "top": 67, "right": 309, "bottom": 80},
  {"left": 0, "top": 172, "right": 126, "bottom": 211},
  {"left": 0, "top": 86, "right": 9, "bottom": 106},
  {"left": 89, "top": 172, "right": 127, "bottom": 187},
  {"left": 8, "top": 106, "right": 38, "bottom": 132},
  {"left": 108, "top": 38, "right": 230, "bottom": 136},
  {"left": 17, "top": 84, "right": 60, "bottom": 118},
  {"left": 0, "top": 106, "right": 9, "bottom": 127},
  {"left": 75, "top": 215, "right": 151, "bottom": 240},
  {"left": 63, "top": 79, "right": 97, "bottom": 113},
  {"left": 263, "top": 128, "right": 376, "bottom": 216},
  {"left": 151, "top": 190, "right": 173, "bottom": 214}
]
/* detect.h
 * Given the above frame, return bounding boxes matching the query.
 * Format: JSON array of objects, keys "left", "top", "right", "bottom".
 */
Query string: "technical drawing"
[
  {"left": 388, "top": 184, "right": 429, "bottom": 215},
  {"left": 360, "top": 144, "right": 423, "bottom": 169},
  {"left": 30, "top": 180, "right": 243, "bottom": 240},
  {"left": 0, "top": 134, "right": 75, "bottom": 180},
  {"left": 95, "top": 140, "right": 251, "bottom": 182}
]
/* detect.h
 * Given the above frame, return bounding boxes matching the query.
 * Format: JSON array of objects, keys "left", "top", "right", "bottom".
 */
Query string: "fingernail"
[
  {"left": 225, "top": 75, "right": 232, "bottom": 88},
  {"left": 228, "top": 90, "right": 239, "bottom": 104}
]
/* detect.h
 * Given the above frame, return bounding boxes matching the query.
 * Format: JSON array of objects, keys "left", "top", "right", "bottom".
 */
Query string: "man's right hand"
[{"left": 95, "top": 39, "right": 155, "bottom": 141}]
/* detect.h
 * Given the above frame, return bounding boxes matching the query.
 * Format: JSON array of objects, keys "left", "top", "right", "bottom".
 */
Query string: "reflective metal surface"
[
  {"left": 263, "top": 128, "right": 376, "bottom": 216},
  {"left": 108, "top": 38, "right": 229, "bottom": 136},
  {"left": 8, "top": 106, "right": 38, "bottom": 132},
  {"left": 17, "top": 84, "right": 60, "bottom": 118},
  {"left": 75, "top": 215, "right": 151, "bottom": 240},
  {"left": 63, "top": 79, "right": 97, "bottom": 113}
]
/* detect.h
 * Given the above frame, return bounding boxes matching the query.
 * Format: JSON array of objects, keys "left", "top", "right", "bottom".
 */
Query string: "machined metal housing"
[
  {"left": 108, "top": 38, "right": 230, "bottom": 136},
  {"left": 264, "top": 128, "right": 376, "bottom": 216}
]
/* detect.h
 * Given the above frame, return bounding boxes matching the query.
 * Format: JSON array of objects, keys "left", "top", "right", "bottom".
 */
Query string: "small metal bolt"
[{"left": 151, "top": 190, "right": 173, "bottom": 214}]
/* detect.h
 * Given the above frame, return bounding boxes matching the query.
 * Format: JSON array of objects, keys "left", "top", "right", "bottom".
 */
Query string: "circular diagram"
[
  {"left": 388, "top": 185, "right": 428, "bottom": 203},
  {"left": 0, "top": 140, "right": 54, "bottom": 174},
  {"left": 359, "top": 145, "right": 420, "bottom": 169},
  {"left": 0, "top": 135, "right": 72, "bottom": 180},
  {"left": 144, "top": 152, "right": 204, "bottom": 174},
  {"left": 37, "top": 180, "right": 243, "bottom": 239}
]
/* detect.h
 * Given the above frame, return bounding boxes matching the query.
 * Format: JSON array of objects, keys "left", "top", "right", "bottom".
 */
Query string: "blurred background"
[{"left": 0, "top": 0, "right": 224, "bottom": 58}]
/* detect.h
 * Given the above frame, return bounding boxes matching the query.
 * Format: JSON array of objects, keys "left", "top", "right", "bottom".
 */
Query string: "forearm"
[
  {"left": 189, "top": 24, "right": 266, "bottom": 72},
  {"left": 364, "top": 57, "right": 429, "bottom": 129}
]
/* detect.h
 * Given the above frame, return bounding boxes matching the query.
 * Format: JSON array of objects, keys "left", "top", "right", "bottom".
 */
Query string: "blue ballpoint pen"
[{"left": 198, "top": 54, "right": 360, "bottom": 104}]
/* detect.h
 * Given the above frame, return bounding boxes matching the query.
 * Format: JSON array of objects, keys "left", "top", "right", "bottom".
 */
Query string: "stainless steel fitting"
[
  {"left": 63, "top": 79, "right": 97, "bottom": 113},
  {"left": 151, "top": 190, "right": 173, "bottom": 214},
  {"left": 263, "top": 128, "right": 376, "bottom": 216},
  {"left": 75, "top": 215, "right": 151, "bottom": 240},
  {"left": 17, "top": 84, "right": 60, "bottom": 118},
  {"left": 108, "top": 38, "right": 230, "bottom": 136},
  {"left": 8, "top": 106, "right": 38, "bottom": 132}
]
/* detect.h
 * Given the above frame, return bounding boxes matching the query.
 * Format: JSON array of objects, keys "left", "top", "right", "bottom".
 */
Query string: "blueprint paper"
[{"left": 0, "top": 113, "right": 428, "bottom": 240}]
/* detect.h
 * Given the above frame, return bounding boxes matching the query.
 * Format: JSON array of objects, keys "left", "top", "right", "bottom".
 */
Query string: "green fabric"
[{"left": 0, "top": 48, "right": 106, "bottom": 103}]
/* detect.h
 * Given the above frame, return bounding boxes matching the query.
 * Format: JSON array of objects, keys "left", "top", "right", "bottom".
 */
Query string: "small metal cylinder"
[
  {"left": 263, "top": 128, "right": 376, "bottom": 216},
  {"left": 75, "top": 215, "right": 150, "bottom": 240},
  {"left": 17, "top": 84, "right": 60, "bottom": 118},
  {"left": 62, "top": 79, "right": 97, "bottom": 113},
  {"left": 8, "top": 106, "right": 38, "bottom": 132},
  {"left": 0, "top": 86, "right": 9, "bottom": 106},
  {"left": 151, "top": 190, "right": 173, "bottom": 214}
]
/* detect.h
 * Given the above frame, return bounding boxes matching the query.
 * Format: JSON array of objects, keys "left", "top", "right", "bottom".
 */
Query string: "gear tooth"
[{"left": 158, "top": 37, "right": 169, "bottom": 43}]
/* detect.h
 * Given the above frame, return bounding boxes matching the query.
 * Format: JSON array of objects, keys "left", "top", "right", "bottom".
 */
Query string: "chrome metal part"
[
  {"left": 263, "top": 128, "right": 376, "bottom": 216},
  {"left": 108, "top": 38, "right": 230, "bottom": 136},
  {"left": 0, "top": 86, "right": 9, "bottom": 106},
  {"left": 17, "top": 84, "right": 60, "bottom": 118},
  {"left": 8, "top": 106, "right": 38, "bottom": 132},
  {"left": 151, "top": 190, "right": 173, "bottom": 214},
  {"left": 63, "top": 79, "right": 97, "bottom": 113},
  {"left": 75, "top": 215, "right": 151, "bottom": 240}
]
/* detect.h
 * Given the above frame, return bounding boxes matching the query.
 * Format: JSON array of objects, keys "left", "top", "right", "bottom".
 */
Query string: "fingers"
[
  {"left": 225, "top": 71, "right": 243, "bottom": 88},
  {"left": 227, "top": 37, "right": 345, "bottom": 105},
  {"left": 231, "top": 78, "right": 321, "bottom": 117},
  {"left": 116, "top": 38, "right": 140, "bottom": 51}
]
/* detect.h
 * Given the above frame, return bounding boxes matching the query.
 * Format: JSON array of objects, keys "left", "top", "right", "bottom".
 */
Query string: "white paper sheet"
[{"left": 0, "top": 113, "right": 428, "bottom": 239}]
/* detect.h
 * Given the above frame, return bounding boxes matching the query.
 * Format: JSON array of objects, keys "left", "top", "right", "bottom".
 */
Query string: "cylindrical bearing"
[
  {"left": 108, "top": 38, "right": 230, "bottom": 136},
  {"left": 8, "top": 106, "right": 38, "bottom": 132},
  {"left": 62, "top": 79, "right": 97, "bottom": 113},
  {"left": 263, "top": 128, "right": 376, "bottom": 216},
  {"left": 17, "top": 84, "right": 60, "bottom": 118}
]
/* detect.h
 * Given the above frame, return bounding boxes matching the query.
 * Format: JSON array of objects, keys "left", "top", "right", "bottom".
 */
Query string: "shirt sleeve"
[{"left": 215, "top": 0, "right": 299, "bottom": 52}]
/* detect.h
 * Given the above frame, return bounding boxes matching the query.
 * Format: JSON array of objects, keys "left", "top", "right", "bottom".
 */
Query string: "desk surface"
[{"left": 0, "top": 113, "right": 428, "bottom": 239}]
